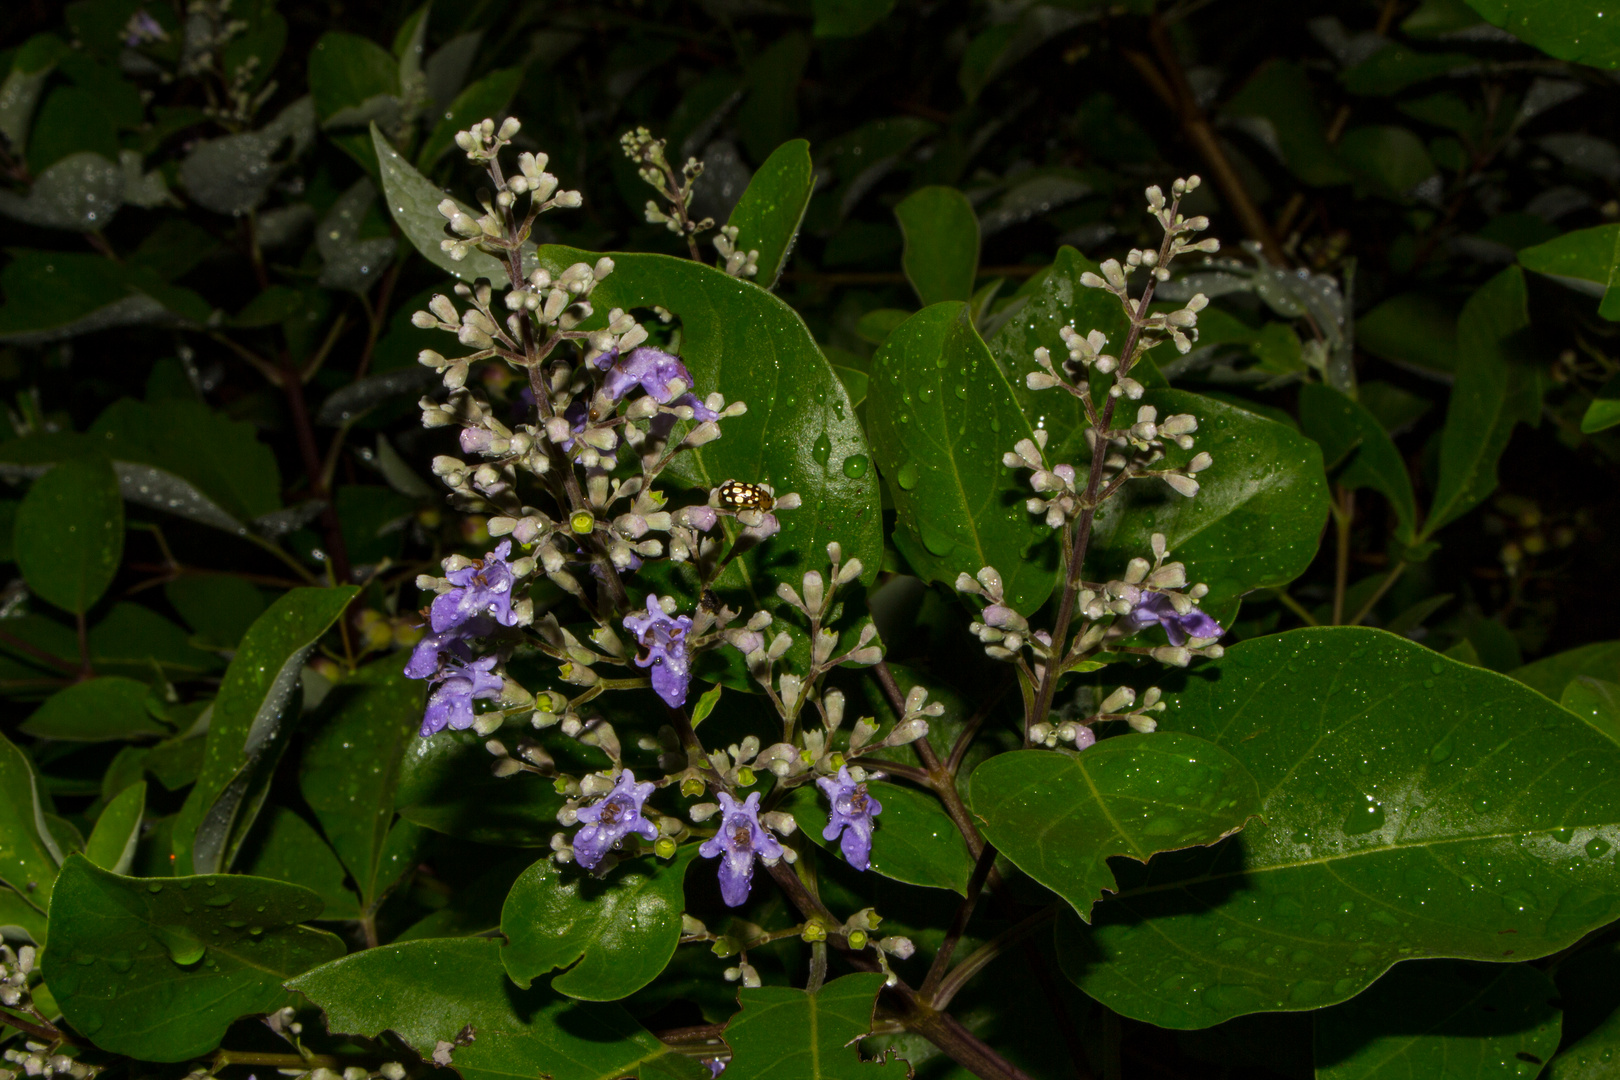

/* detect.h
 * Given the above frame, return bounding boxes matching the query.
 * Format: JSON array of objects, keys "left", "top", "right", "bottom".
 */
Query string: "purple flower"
[
  {"left": 698, "top": 792, "right": 783, "bottom": 907},
  {"left": 573, "top": 770, "right": 659, "bottom": 869},
  {"left": 816, "top": 767, "right": 882, "bottom": 871},
  {"left": 419, "top": 655, "right": 503, "bottom": 737},
  {"left": 430, "top": 541, "right": 520, "bottom": 635},
  {"left": 705, "top": 1061, "right": 726, "bottom": 1077},
  {"left": 124, "top": 10, "right": 166, "bottom": 46},
  {"left": 1121, "top": 592, "right": 1223, "bottom": 646},
  {"left": 405, "top": 630, "right": 474, "bottom": 680},
  {"left": 623, "top": 595, "right": 694, "bottom": 709},
  {"left": 603, "top": 346, "right": 692, "bottom": 404}
]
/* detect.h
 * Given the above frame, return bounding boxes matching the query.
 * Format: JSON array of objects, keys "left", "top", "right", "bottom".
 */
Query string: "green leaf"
[
  {"left": 179, "top": 97, "right": 314, "bottom": 217},
  {"left": 90, "top": 602, "right": 221, "bottom": 679},
  {"left": 172, "top": 587, "right": 357, "bottom": 875},
  {"left": 0, "top": 732, "right": 63, "bottom": 920},
  {"left": 895, "top": 187, "right": 979, "bottom": 306},
  {"left": 289, "top": 937, "right": 709, "bottom": 1080},
  {"left": 1357, "top": 292, "right": 1458, "bottom": 377},
  {"left": 396, "top": 728, "right": 565, "bottom": 845},
  {"left": 0, "top": 34, "right": 67, "bottom": 154},
  {"left": 723, "top": 972, "right": 886, "bottom": 1079},
  {"left": 1058, "top": 627, "right": 1620, "bottom": 1029},
  {"left": 1427, "top": 267, "right": 1536, "bottom": 538},
  {"left": 83, "top": 781, "right": 144, "bottom": 874},
  {"left": 812, "top": 0, "right": 896, "bottom": 37},
  {"left": 501, "top": 847, "right": 697, "bottom": 1001},
  {"left": 308, "top": 32, "right": 399, "bottom": 124},
  {"left": 0, "top": 151, "right": 123, "bottom": 231},
  {"left": 784, "top": 779, "right": 975, "bottom": 893},
  {"left": 417, "top": 67, "right": 522, "bottom": 169},
  {"left": 1509, "top": 641, "right": 1620, "bottom": 700},
  {"left": 1313, "top": 961, "right": 1560, "bottom": 1080},
  {"left": 1086, "top": 391, "right": 1330, "bottom": 610},
  {"left": 866, "top": 302, "right": 1055, "bottom": 614},
  {"left": 1582, "top": 373, "right": 1620, "bottom": 434},
  {"left": 539, "top": 247, "right": 882, "bottom": 600},
  {"left": 1561, "top": 677, "right": 1620, "bottom": 744},
  {"left": 1463, "top": 0, "right": 1620, "bottom": 68},
  {"left": 299, "top": 657, "right": 423, "bottom": 909},
  {"left": 1548, "top": 1001, "right": 1620, "bottom": 1079},
  {"left": 22, "top": 678, "right": 167, "bottom": 742},
  {"left": 165, "top": 576, "right": 266, "bottom": 649},
  {"left": 1338, "top": 126, "right": 1436, "bottom": 199},
  {"left": 43, "top": 855, "right": 344, "bottom": 1062},
  {"left": 14, "top": 455, "right": 122, "bottom": 614},
  {"left": 1299, "top": 383, "right": 1418, "bottom": 543},
  {"left": 1518, "top": 223, "right": 1620, "bottom": 304},
  {"left": 373, "top": 123, "right": 516, "bottom": 286},
  {"left": 1221, "top": 61, "right": 1353, "bottom": 187},
  {"left": 0, "top": 885, "right": 47, "bottom": 943},
  {"left": 970, "top": 735, "right": 1261, "bottom": 921},
  {"left": 236, "top": 806, "right": 360, "bottom": 921},
  {"left": 690, "top": 682, "right": 724, "bottom": 727},
  {"left": 1341, "top": 44, "right": 1477, "bottom": 96},
  {"left": 726, "top": 139, "right": 815, "bottom": 289}
]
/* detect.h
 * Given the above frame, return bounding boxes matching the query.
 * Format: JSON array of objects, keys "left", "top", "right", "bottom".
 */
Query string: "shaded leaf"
[
  {"left": 309, "top": 33, "right": 399, "bottom": 125},
  {"left": 0, "top": 732, "right": 62, "bottom": 920},
  {"left": 1509, "top": 641, "right": 1620, "bottom": 700},
  {"left": 373, "top": 123, "right": 517, "bottom": 285},
  {"left": 236, "top": 806, "right": 360, "bottom": 921},
  {"left": 970, "top": 735, "right": 1261, "bottom": 921},
  {"left": 812, "top": 0, "right": 896, "bottom": 37},
  {"left": 784, "top": 779, "right": 975, "bottom": 893},
  {"left": 1059, "top": 627, "right": 1620, "bottom": 1029},
  {"left": 83, "top": 781, "right": 144, "bottom": 875},
  {"left": 1547, "top": 1001, "right": 1620, "bottom": 1079},
  {"left": 397, "top": 728, "right": 565, "bottom": 846},
  {"left": 1299, "top": 383, "right": 1418, "bottom": 543},
  {"left": 289, "top": 937, "right": 709, "bottom": 1080},
  {"left": 417, "top": 67, "right": 523, "bottom": 169},
  {"left": 726, "top": 139, "right": 815, "bottom": 289},
  {"left": 1464, "top": 0, "right": 1620, "bottom": 68},
  {"left": 0, "top": 151, "right": 123, "bottom": 231},
  {"left": 895, "top": 186, "right": 979, "bottom": 306},
  {"left": 14, "top": 455, "right": 123, "bottom": 615},
  {"left": 42, "top": 855, "right": 344, "bottom": 1062},
  {"left": 180, "top": 97, "right": 314, "bottom": 216},
  {"left": 21, "top": 678, "right": 167, "bottom": 742}
]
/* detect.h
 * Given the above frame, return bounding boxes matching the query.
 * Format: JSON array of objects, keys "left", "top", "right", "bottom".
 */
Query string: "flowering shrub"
[{"left": 1, "top": 3, "right": 1619, "bottom": 1080}]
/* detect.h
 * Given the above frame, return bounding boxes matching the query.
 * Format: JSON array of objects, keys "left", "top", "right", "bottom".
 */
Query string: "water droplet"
[
  {"left": 146, "top": 883, "right": 163, "bottom": 893},
  {"left": 897, "top": 462, "right": 921, "bottom": 490},
  {"left": 1502, "top": 890, "right": 1536, "bottom": 914},
  {"left": 1430, "top": 661, "right": 1443, "bottom": 674},
  {"left": 919, "top": 521, "right": 956, "bottom": 557},
  {"left": 1429, "top": 735, "right": 1454, "bottom": 762},
  {"left": 841, "top": 454, "right": 869, "bottom": 479},
  {"left": 1551, "top": 827, "right": 1575, "bottom": 844},
  {"left": 989, "top": 417, "right": 1001, "bottom": 433},
  {"left": 1343, "top": 794, "right": 1386, "bottom": 836},
  {"left": 918, "top": 387, "right": 936, "bottom": 404},
  {"left": 108, "top": 950, "right": 132, "bottom": 973},
  {"left": 158, "top": 926, "right": 206, "bottom": 966},
  {"left": 811, "top": 432, "right": 831, "bottom": 466},
  {"left": 955, "top": 385, "right": 968, "bottom": 400},
  {"left": 1585, "top": 837, "right": 1612, "bottom": 859}
]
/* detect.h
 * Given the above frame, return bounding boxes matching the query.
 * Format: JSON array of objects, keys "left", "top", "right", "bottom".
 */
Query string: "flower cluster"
[{"left": 401, "top": 118, "right": 902, "bottom": 950}]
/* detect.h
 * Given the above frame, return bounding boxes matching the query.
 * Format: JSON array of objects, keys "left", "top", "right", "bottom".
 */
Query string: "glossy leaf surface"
[
  {"left": 1059, "top": 627, "right": 1620, "bottom": 1029},
  {"left": 237, "top": 805, "right": 360, "bottom": 921},
  {"left": 785, "top": 779, "right": 975, "bottom": 893},
  {"left": 1547, "top": 1003, "right": 1620, "bottom": 1079},
  {"left": 1464, "top": 0, "right": 1620, "bottom": 68},
  {"left": 172, "top": 587, "right": 357, "bottom": 874},
  {"left": 21, "top": 677, "right": 167, "bottom": 741},
  {"left": 1313, "top": 961, "right": 1560, "bottom": 1080},
  {"left": 726, "top": 138, "right": 814, "bottom": 288},
  {"left": 43, "top": 856, "right": 343, "bottom": 1061},
  {"left": 1510, "top": 641, "right": 1620, "bottom": 700},
  {"left": 895, "top": 186, "right": 979, "bottom": 306},
  {"left": 298, "top": 657, "right": 422, "bottom": 908},
  {"left": 867, "top": 302, "right": 1054, "bottom": 614},
  {"left": 722, "top": 972, "right": 886, "bottom": 1079},
  {"left": 373, "top": 124, "right": 514, "bottom": 285},
  {"left": 83, "top": 782, "right": 144, "bottom": 875},
  {"left": 396, "top": 728, "right": 565, "bottom": 845},
  {"left": 1086, "top": 390, "right": 1330, "bottom": 609},
  {"left": 971, "top": 735, "right": 1261, "bottom": 920},
  {"left": 501, "top": 847, "right": 697, "bottom": 1001},
  {"left": 0, "top": 732, "right": 62, "bottom": 918},
  {"left": 14, "top": 455, "right": 122, "bottom": 614},
  {"left": 289, "top": 937, "right": 708, "bottom": 1080}
]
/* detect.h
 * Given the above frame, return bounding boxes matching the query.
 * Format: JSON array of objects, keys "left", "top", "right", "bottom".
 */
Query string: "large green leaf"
[
  {"left": 0, "top": 732, "right": 62, "bottom": 920},
  {"left": 970, "top": 735, "right": 1261, "bottom": 920},
  {"left": 1464, "top": 0, "right": 1620, "bottom": 68},
  {"left": 89, "top": 398, "right": 283, "bottom": 522},
  {"left": 1510, "top": 641, "right": 1620, "bottom": 701},
  {"left": 895, "top": 186, "right": 979, "bottom": 306},
  {"left": 726, "top": 139, "right": 815, "bottom": 289},
  {"left": 1085, "top": 390, "right": 1330, "bottom": 609},
  {"left": 172, "top": 587, "right": 357, "bottom": 874},
  {"left": 308, "top": 31, "right": 399, "bottom": 123},
  {"left": 1058, "top": 627, "right": 1620, "bottom": 1029},
  {"left": 501, "top": 847, "right": 698, "bottom": 1001},
  {"left": 722, "top": 972, "right": 886, "bottom": 1079},
  {"left": 21, "top": 677, "right": 168, "bottom": 741},
  {"left": 299, "top": 657, "right": 422, "bottom": 909},
  {"left": 1299, "top": 383, "right": 1418, "bottom": 544},
  {"left": 0, "top": 250, "right": 205, "bottom": 345},
  {"left": 289, "top": 937, "right": 708, "bottom": 1080},
  {"left": 1518, "top": 224, "right": 1619, "bottom": 305},
  {"left": 1427, "top": 268, "right": 1536, "bottom": 538},
  {"left": 396, "top": 728, "right": 566, "bottom": 846},
  {"left": 237, "top": 805, "right": 361, "bottom": 921},
  {"left": 1548, "top": 1002, "right": 1620, "bottom": 1079},
  {"left": 14, "top": 455, "right": 122, "bottom": 614},
  {"left": 784, "top": 779, "right": 975, "bottom": 893},
  {"left": 1313, "top": 961, "right": 1560, "bottom": 1080},
  {"left": 42, "top": 855, "right": 344, "bottom": 1062},
  {"left": 538, "top": 247, "right": 882, "bottom": 599},
  {"left": 867, "top": 302, "right": 1055, "bottom": 614},
  {"left": 812, "top": 0, "right": 896, "bottom": 37}
]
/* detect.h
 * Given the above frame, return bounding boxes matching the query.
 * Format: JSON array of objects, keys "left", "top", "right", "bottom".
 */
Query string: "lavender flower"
[
  {"left": 420, "top": 655, "right": 502, "bottom": 737},
  {"left": 623, "top": 595, "right": 694, "bottom": 708},
  {"left": 816, "top": 767, "right": 882, "bottom": 871},
  {"left": 705, "top": 1061, "right": 726, "bottom": 1078},
  {"left": 123, "top": 10, "right": 166, "bottom": 46},
  {"left": 698, "top": 792, "right": 783, "bottom": 907},
  {"left": 431, "top": 541, "right": 521, "bottom": 634},
  {"left": 1121, "top": 592, "right": 1223, "bottom": 646},
  {"left": 573, "top": 770, "right": 659, "bottom": 869},
  {"left": 601, "top": 346, "right": 718, "bottom": 420}
]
